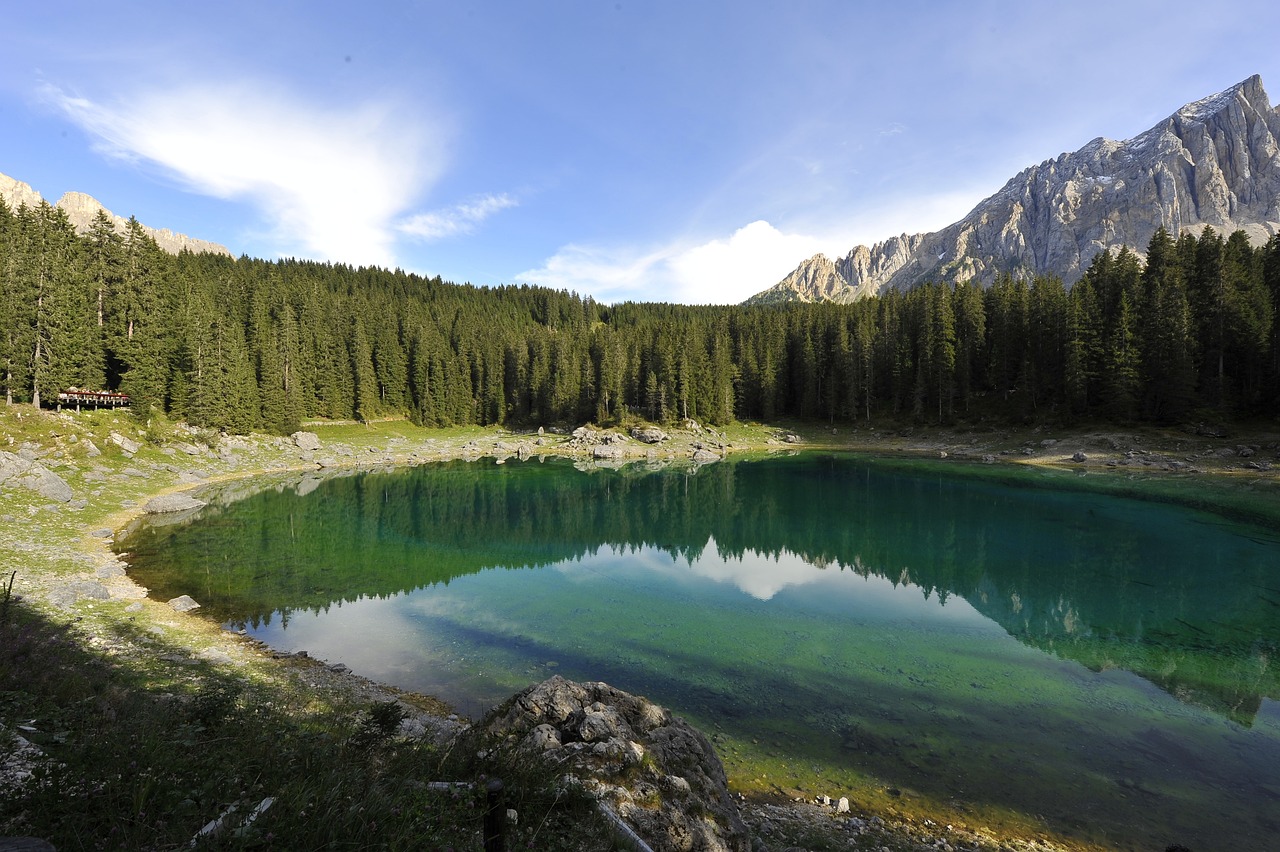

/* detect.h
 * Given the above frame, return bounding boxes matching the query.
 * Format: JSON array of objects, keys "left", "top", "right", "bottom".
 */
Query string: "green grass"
[{"left": 0, "top": 601, "right": 621, "bottom": 851}]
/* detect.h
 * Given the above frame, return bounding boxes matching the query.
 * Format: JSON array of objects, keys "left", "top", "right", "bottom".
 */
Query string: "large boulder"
[
  {"left": 0, "top": 451, "right": 73, "bottom": 502},
  {"left": 630, "top": 426, "right": 669, "bottom": 444},
  {"left": 291, "top": 431, "right": 322, "bottom": 451},
  {"left": 109, "top": 431, "right": 141, "bottom": 455},
  {"left": 477, "top": 676, "right": 749, "bottom": 852}
]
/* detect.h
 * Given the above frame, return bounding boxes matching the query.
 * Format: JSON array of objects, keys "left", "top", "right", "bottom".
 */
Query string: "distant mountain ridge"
[
  {"left": 0, "top": 171, "right": 230, "bottom": 257},
  {"left": 749, "top": 74, "right": 1280, "bottom": 305}
]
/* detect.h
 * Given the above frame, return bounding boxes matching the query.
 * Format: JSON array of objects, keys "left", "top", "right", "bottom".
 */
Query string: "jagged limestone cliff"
[
  {"left": 750, "top": 74, "right": 1280, "bottom": 304},
  {"left": 0, "top": 172, "right": 230, "bottom": 257}
]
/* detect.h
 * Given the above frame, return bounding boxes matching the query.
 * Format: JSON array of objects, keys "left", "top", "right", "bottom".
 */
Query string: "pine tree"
[
  {"left": 350, "top": 316, "right": 379, "bottom": 422},
  {"left": 112, "top": 218, "right": 173, "bottom": 419},
  {"left": 1265, "top": 235, "right": 1280, "bottom": 407},
  {"left": 1139, "top": 228, "right": 1196, "bottom": 421},
  {"left": 1102, "top": 290, "right": 1141, "bottom": 421},
  {"left": 19, "top": 203, "right": 91, "bottom": 408},
  {"left": 1064, "top": 277, "right": 1102, "bottom": 415},
  {"left": 952, "top": 280, "right": 985, "bottom": 414},
  {"left": 80, "top": 208, "right": 123, "bottom": 390},
  {"left": 1221, "top": 229, "right": 1272, "bottom": 412}
]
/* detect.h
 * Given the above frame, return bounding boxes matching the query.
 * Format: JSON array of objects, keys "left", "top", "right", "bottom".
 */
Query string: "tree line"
[{"left": 2, "top": 195, "right": 1278, "bottom": 433}]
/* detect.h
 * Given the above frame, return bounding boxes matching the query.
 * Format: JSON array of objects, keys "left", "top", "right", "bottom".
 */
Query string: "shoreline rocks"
[{"left": 475, "top": 676, "right": 750, "bottom": 852}]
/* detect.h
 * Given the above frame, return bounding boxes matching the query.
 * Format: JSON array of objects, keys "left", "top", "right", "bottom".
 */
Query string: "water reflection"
[
  {"left": 119, "top": 455, "right": 1280, "bottom": 724},
  {"left": 118, "top": 455, "right": 1280, "bottom": 849}
]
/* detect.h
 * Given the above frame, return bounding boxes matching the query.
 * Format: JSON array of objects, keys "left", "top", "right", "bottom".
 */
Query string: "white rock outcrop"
[
  {"left": 751, "top": 74, "right": 1280, "bottom": 304},
  {"left": 0, "top": 176, "right": 231, "bottom": 257}
]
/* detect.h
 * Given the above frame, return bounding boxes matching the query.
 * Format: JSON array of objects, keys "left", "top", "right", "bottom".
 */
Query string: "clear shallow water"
[{"left": 118, "top": 455, "right": 1280, "bottom": 850}]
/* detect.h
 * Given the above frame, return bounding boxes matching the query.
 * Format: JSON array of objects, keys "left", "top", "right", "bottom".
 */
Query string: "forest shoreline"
[{"left": 4, "top": 407, "right": 1278, "bottom": 851}]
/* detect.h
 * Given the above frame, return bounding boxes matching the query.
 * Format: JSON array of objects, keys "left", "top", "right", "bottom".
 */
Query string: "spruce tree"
[{"left": 1139, "top": 227, "right": 1196, "bottom": 421}]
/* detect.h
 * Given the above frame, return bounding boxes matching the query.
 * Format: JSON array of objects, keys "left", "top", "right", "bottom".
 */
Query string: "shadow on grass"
[{"left": 0, "top": 601, "right": 619, "bottom": 851}]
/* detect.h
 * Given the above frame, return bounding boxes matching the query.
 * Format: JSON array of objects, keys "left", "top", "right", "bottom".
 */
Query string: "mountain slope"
[
  {"left": 0, "top": 171, "right": 230, "bottom": 257},
  {"left": 750, "top": 74, "right": 1280, "bottom": 304}
]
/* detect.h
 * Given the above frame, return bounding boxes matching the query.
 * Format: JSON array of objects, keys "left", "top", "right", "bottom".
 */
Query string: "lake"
[{"left": 117, "top": 453, "right": 1280, "bottom": 850}]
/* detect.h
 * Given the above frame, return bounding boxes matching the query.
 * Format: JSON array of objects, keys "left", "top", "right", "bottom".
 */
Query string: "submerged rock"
[
  {"left": 476, "top": 675, "right": 749, "bottom": 852},
  {"left": 144, "top": 493, "right": 207, "bottom": 514}
]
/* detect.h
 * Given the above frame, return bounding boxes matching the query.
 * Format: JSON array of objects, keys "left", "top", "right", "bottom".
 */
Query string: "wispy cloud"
[
  {"left": 398, "top": 193, "right": 517, "bottom": 241},
  {"left": 43, "top": 79, "right": 449, "bottom": 268}
]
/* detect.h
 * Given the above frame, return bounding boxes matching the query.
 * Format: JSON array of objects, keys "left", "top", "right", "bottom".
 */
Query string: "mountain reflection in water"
[
  {"left": 120, "top": 455, "right": 1279, "bottom": 724},
  {"left": 118, "top": 454, "right": 1280, "bottom": 850}
]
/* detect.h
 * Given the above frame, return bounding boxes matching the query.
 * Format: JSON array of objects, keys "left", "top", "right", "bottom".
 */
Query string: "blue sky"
[{"left": 3, "top": 1, "right": 1278, "bottom": 305}]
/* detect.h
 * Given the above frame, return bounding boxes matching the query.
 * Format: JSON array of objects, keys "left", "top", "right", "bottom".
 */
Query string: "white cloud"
[
  {"left": 519, "top": 188, "right": 986, "bottom": 305},
  {"left": 665, "top": 221, "right": 841, "bottom": 304},
  {"left": 398, "top": 193, "right": 517, "bottom": 241},
  {"left": 45, "top": 80, "right": 449, "bottom": 268},
  {"left": 519, "top": 220, "right": 845, "bottom": 305}
]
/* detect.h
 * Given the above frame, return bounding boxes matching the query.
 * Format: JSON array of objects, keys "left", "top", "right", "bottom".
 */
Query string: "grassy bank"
[{"left": 2, "top": 406, "right": 1276, "bottom": 851}]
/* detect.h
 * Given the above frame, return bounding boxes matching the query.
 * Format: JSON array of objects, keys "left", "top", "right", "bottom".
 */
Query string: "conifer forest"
[{"left": 2, "top": 196, "right": 1278, "bottom": 434}]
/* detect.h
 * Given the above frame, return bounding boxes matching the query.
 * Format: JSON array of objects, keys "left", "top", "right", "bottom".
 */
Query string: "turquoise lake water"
[{"left": 117, "top": 454, "right": 1280, "bottom": 850}]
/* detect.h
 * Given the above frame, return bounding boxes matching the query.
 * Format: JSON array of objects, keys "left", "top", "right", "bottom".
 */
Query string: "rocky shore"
[{"left": 3, "top": 407, "right": 1276, "bottom": 851}]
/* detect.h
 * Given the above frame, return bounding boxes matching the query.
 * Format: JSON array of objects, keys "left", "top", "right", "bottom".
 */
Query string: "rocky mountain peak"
[
  {"left": 0, "top": 171, "right": 231, "bottom": 257},
  {"left": 750, "top": 74, "right": 1280, "bottom": 305}
]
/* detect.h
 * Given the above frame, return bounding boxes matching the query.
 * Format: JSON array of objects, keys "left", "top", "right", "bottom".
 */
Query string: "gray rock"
[
  {"left": 291, "top": 431, "right": 322, "bottom": 451},
  {"left": 168, "top": 595, "right": 201, "bottom": 612},
  {"left": 477, "top": 676, "right": 749, "bottom": 852},
  {"left": 630, "top": 426, "right": 669, "bottom": 444},
  {"left": 26, "top": 466, "right": 73, "bottom": 502},
  {"left": 752, "top": 75, "right": 1280, "bottom": 304},
  {"left": 0, "top": 453, "right": 74, "bottom": 502},
  {"left": 46, "top": 580, "right": 110, "bottom": 608},
  {"left": 69, "top": 580, "right": 110, "bottom": 600},
  {"left": 528, "top": 723, "right": 562, "bottom": 751},
  {"left": 144, "top": 493, "right": 207, "bottom": 514},
  {"left": 0, "top": 451, "right": 29, "bottom": 485},
  {"left": 1072, "top": 451, "right": 1088, "bottom": 463},
  {"left": 47, "top": 588, "right": 79, "bottom": 608},
  {"left": 692, "top": 449, "right": 720, "bottom": 463},
  {"left": 52, "top": 189, "right": 231, "bottom": 256},
  {"left": 109, "top": 431, "right": 141, "bottom": 455}
]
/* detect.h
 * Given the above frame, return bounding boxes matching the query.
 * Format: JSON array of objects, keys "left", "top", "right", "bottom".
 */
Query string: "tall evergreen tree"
[{"left": 1138, "top": 227, "right": 1196, "bottom": 421}]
